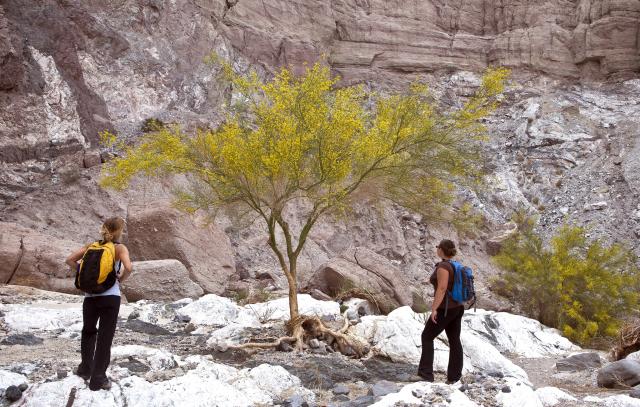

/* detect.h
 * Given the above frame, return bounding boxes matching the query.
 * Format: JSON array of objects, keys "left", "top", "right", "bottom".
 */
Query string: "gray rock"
[
  {"left": 283, "top": 394, "right": 308, "bottom": 407},
  {"left": 82, "top": 150, "right": 102, "bottom": 168},
  {"left": 1, "top": 333, "right": 44, "bottom": 346},
  {"left": 123, "top": 260, "right": 204, "bottom": 302},
  {"left": 630, "top": 387, "right": 640, "bottom": 399},
  {"left": 125, "top": 319, "right": 172, "bottom": 335},
  {"left": 277, "top": 341, "right": 294, "bottom": 352},
  {"left": 556, "top": 352, "right": 602, "bottom": 372},
  {"left": 4, "top": 385, "right": 22, "bottom": 402},
  {"left": 18, "top": 383, "right": 27, "bottom": 392},
  {"left": 488, "top": 370, "right": 504, "bottom": 379},
  {"left": 369, "top": 380, "right": 399, "bottom": 397},
  {"left": 597, "top": 359, "right": 640, "bottom": 388},
  {"left": 56, "top": 369, "right": 67, "bottom": 379},
  {"left": 332, "top": 384, "right": 350, "bottom": 395},
  {"left": 309, "top": 339, "right": 321, "bottom": 349},
  {"left": 348, "top": 395, "right": 375, "bottom": 407},
  {"left": 501, "top": 385, "right": 511, "bottom": 393}
]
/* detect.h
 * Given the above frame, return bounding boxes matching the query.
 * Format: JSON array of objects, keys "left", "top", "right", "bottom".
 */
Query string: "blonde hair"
[{"left": 101, "top": 217, "right": 125, "bottom": 243}]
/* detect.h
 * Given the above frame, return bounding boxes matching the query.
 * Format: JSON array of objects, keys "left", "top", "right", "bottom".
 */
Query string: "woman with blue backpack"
[{"left": 417, "top": 239, "right": 474, "bottom": 384}]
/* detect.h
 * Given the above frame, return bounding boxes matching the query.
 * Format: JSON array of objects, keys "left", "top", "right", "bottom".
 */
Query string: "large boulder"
[
  {"left": 597, "top": 359, "right": 640, "bottom": 389},
  {"left": 556, "top": 352, "right": 602, "bottom": 372},
  {"left": 0, "top": 222, "right": 81, "bottom": 294},
  {"left": 121, "top": 260, "right": 204, "bottom": 302},
  {"left": 126, "top": 204, "right": 235, "bottom": 295},
  {"left": 305, "top": 247, "right": 427, "bottom": 314}
]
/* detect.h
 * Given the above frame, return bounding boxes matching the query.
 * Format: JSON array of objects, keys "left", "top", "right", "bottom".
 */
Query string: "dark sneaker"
[
  {"left": 75, "top": 366, "right": 91, "bottom": 381},
  {"left": 416, "top": 373, "right": 434, "bottom": 382},
  {"left": 89, "top": 378, "right": 112, "bottom": 391},
  {"left": 445, "top": 378, "right": 461, "bottom": 385}
]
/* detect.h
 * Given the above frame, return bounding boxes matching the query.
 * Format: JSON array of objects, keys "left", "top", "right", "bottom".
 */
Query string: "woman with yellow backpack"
[{"left": 65, "top": 217, "right": 133, "bottom": 391}]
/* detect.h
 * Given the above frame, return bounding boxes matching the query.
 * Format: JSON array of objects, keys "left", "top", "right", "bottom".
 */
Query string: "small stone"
[
  {"left": 459, "top": 384, "right": 468, "bottom": 392},
  {"left": 183, "top": 323, "right": 196, "bottom": 334},
  {"left": 309, "top": 339, "right": 321, "bottom": 349},
  {"left": 411, "top": 388, "right": 424, "bottom": 398},
  {"left": 1, "top": 333, "right": 44, "bottom": 346},
  {"left": 283, "top": 394, "right": 308, "bottom": 407},
  {"left": 584, "top": 201, "right": 608, "bottom": 211},
  {"left": 127, "top": 311, "right": 140, "bottom": 320},
  {"left": 83, "top": 150, "right": 102, "bottom": 168},
  {"left": 277, "top": 341, "right": 293, "bottom": 352},
  {"left": 369, "top": 380, "right": 399, "bottom": 397},
  {"left": 57, "top": 369, "right": 67, "bottom": 379},
  {"left": 488, "top": 371, "right": 504, "bottom": 379},
  {"left": 18, "top": 383, "right": 28, "bottom": 392},
  {"left": 501, "top": 385, "right": 511, "bottom": 393},
  {"left": 5, "top": 385, "right": 22, "bottom": 402},
  {"left": 333, "top": 384, "right": 350, "bottom": 395},
  {"left": 630, "top": 387, "right": 640, "bottom": 399}
]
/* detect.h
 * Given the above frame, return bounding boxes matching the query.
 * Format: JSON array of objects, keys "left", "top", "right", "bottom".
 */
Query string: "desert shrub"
[
  {"left": 141, "top": 117, "right": 165, "bottom": 133},
  {"left": 494, "top": 215, "right": 640, "bottom": 346}
]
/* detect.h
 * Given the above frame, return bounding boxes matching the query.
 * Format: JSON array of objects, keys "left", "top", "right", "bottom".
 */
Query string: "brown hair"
[
  {"left": 101, "top": 217, "right": 125, "bottom": 243},
  {"left": 438, "top": 239, "right": 457, "bottom": 257}
]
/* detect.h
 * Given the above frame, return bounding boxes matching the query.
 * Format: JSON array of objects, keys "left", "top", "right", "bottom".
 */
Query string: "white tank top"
[{"left": 85, "top": 260, "right": 121, "bottom": 297}]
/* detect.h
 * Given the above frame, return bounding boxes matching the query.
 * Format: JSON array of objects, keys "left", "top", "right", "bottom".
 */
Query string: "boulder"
[
  {"left": 534, "top": 387, "right": 577, "bottom": 406},
  {"left": 82, "top": 149, "right": 102, "bottom": 168},
  {"left": 485, "top": 222, "right": 517, "bottom": 256},
  {"left": 370, "top": 382, "right": 477, "bottom": 407},
  {"left": 121, "top": 260, "right": 204, "bottom": 302},
  {"left": 126, "top": 204, "right": 235, "bottom": 295},
  {"left": 597, "top": 359, "right": 640, "bottom": 389},
  {"left": 556, "top": 352, "right": 602, "bottom": 372},
  {"left": 305, "top": 247, "right": 426, "bottom": 314},
  {"left": 0, "top": 222, "right": 81, "bottom": 294}
]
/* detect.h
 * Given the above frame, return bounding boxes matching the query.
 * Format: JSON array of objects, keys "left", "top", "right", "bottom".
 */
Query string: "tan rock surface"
[
  {"left": 126, "top": 203, "right": 235, "bottom": 295},
  {"left": 122, "top": 259, "right": 204, "bottom": 302}
]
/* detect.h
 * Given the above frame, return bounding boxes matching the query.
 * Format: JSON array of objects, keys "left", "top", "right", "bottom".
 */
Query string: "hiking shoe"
[
  {"left": 89, "top": 378, "right": 112, "bottom": 391},
  {"left": 445, "top": 378, "right": 461, "bottom": 385},
  {"left": 74, "top": 367, "right": 91, "bottom": 381},
  {"left": 416, "top": 373, "right": 434, "bottom": 382}
]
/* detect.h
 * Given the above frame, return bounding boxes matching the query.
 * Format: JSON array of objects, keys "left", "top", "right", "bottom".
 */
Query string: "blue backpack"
[{"left": 444, "top": 260, "right": 476, "bottom": 316}]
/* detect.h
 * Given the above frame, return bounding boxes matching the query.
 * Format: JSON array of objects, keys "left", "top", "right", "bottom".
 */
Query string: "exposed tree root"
[
  {"left": 614, "top": 319, "right": 640, "bottom": 360},
  {"left": 228, "top": 312, "right": 369, "bottom": 358}
]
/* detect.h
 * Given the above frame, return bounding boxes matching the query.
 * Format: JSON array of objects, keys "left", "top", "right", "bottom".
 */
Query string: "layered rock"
[
  {"left": 0, "top": 222, "right": 80, "bottom": 294},
  {"left": 121, "top": 260, "right": 204, "bottom": 302},
  {"left": 126, "top": 203, "right": 236, "bottom": 295},
  {"left": 306, "top": 246, "right": 427, "bottom": 314}
]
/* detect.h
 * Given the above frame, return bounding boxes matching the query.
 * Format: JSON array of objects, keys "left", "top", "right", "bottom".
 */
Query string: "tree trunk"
[{"left": 286, "top": 264, "right": 299, "bottom": 321}]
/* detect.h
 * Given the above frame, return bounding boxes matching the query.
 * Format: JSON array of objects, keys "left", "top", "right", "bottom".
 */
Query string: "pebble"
[
  {"left": 630, "top": 387, "right": 640, "bottom": 399},
  {"left": 283, "top": 394, "right": 308, "bottom": 407},
  {"left": 57, "top": 369, "right": 67, "bottom": 379},
  {"left": 501, "top": 385, "right": 511, "bottom": 393},
  {"left": 18, "top": 383, "right": 28, "bottom": 392},
  {"left": 4, "top": 385, "right": 22, "bottom": 402},
  {"left": 332, "top": 384, "right": 350, "bottom": 395}
]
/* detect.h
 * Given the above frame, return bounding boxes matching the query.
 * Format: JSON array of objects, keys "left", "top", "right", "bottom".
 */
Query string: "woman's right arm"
[{"left": 116, "top": 245, "right": 133, "bottom": 282}]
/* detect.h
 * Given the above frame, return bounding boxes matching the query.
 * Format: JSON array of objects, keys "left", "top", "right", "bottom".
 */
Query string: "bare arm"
[
  {"left": 116, "top": 245, "right": 133, "bottom": 282},
  {"left": 65, "top": 246, "right": 88, "bottom": 271},
  {"left": 430, "top": 267, "right": 449, "bottom": 322}
]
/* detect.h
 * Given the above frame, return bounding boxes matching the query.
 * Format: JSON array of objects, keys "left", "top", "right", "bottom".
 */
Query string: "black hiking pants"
[
  {"left": 417, "top": 306, "right": 464, "bottom": 382},
  {"left": 78, "top": 295, "right": 120, "bottom": 387}
]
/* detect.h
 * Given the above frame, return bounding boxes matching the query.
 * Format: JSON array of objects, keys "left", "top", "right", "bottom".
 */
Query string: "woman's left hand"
[{"left": 430, "top": 309, "right": 438, "bottom": 323}]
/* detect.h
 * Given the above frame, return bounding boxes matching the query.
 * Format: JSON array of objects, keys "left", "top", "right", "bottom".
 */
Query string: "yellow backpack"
[{"left": 74, "top": 241, "right": 117, "bottom": 294}]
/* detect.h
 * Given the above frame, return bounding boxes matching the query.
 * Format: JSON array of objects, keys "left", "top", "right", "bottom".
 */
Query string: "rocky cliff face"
[{"left": 0, "top": 0, "right": 638, "bottom": 302}]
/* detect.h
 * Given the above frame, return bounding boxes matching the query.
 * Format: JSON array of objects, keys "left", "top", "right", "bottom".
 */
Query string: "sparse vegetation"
[
  {"left": 141, "top": 117, "right": 165, "bottom": 133},
  {"left": 494, "top": 212, "right": 640, "bottom": 346}
]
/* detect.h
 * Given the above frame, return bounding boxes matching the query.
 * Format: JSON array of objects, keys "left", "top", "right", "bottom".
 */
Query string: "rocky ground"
[{"left": 1, "top": 285, "right": 639, "bottom": 407}]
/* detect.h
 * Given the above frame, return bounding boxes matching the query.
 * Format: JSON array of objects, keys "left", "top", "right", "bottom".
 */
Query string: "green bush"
[{"left": 494, "top": 215, "right": 639, "bottom": 346}]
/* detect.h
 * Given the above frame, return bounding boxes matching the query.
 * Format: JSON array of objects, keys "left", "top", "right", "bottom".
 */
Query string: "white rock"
[
  {"left": 0, "top": 370, "right": 28, "bottom": 394},
  {"left": 584, "top": 201, "right": 608, "bottom": 211},
  {"left": 206, "top": 324, "right": 254, "bottom": 347},
  {"left": 246, "top": 294, "right": 341, "bottom": 322},
  {"left": 461, "top": 331, "right": 529, "bottom": 382},
  {"left": 21, "top": 349, "right": 313, "bottom": 407},
  {"left": 586, "top": 395, "right": 640, "bottom": 407},
  {"left": 626, "top": 351, "right": 640, "bottom": 361},
  {"left": 176, "top": 294, "right": 260, "bottom": 327},
  {"left": 343, "top": 298, "right": 377, "bottom": 319},
  {"left": 535, "top": 387, "right": 577, "bottom": 406},
  {"left": 462, "top": 310, "right": 579, "bottom": 358},
  {"left": 111, "top": 345, "right": 178, "bottom": 371},
  {"left": 496, "top": 378, "right": 542, "bottom": 407},
  {"left": 0, "top": 303, "right": 82, "bottom": 334},
  {"left": 371, "top": 382, "right": 478, "bottom": 407}
]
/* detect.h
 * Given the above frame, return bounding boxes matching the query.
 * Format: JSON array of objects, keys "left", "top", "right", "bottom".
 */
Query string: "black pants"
[
  {"left": 418, "top": 306, "right": 464, "bottom": 381},
  {"left": 78, "top": 295, "right": 120, "bottom": 387}
]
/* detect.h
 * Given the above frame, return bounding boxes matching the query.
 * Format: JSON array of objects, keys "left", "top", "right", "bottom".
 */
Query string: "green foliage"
[
  {"left": 451, "top": 202, "right": 485, "bottom": 238},
  {"left": 141, "top": 117, "right": 166, "bottom": 133},
  {"left": 494, "top": 216, "right": 640, "bottom": 346},
  {"left": 100, "top": 55, "right": 508, "bottom": 318}
]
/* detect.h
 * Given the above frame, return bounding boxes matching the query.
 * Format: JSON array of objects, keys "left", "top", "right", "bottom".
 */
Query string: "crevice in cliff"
[
  {"left": 6, "top": 236, "right": 25, "bottom": 285},
  {"left": 223, "top": 0, "right": 239, "bottom": 20}
]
